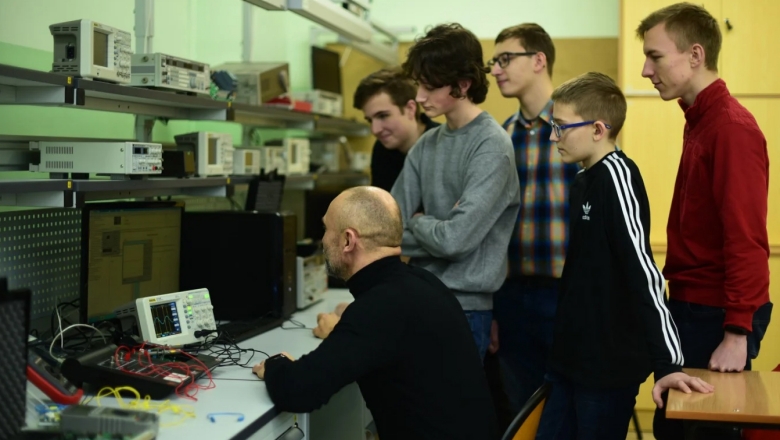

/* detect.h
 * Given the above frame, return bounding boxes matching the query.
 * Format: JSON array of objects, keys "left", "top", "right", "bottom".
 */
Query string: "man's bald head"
[{"left": 329, "top": 186, "right": 403, "bottom": 251}]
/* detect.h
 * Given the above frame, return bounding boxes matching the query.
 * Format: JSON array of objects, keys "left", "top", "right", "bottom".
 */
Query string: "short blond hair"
[
  {"left": 552, "top": 72, "right": 626, "bottom": 140},
  {"left": 636, "top": 2, "right": 721, "bottom": 71}
]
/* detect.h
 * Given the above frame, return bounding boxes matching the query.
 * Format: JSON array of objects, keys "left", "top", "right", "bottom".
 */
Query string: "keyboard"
[{"left": 215, "top": 316, "right": 285, "bottom": 344}]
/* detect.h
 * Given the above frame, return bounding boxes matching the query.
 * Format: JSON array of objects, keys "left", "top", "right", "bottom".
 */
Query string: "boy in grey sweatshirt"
[{"left": 393, "top": 23, "right": 521, "bottom": 359}]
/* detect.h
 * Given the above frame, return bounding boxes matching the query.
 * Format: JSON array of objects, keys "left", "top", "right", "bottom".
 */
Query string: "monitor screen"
[
  {"left": 80, "top": 202, "right": 182, "bottom": 323},
  {"left": 245, "top": 170, "right": 285, "bottom": 212},
  {"left": 93, "top": 30, "right": 109, "bottom": 67},
  {"left": 208, "top": 136, "right": 218, "bottom": 165},
  {"left": 311, "top": 46, "right": 342, "bottom": 94}
]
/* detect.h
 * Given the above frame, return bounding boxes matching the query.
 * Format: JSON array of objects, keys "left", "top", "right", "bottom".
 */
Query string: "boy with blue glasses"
[{"left": 535, "top": 72, "right": 713, "bottom": 440}]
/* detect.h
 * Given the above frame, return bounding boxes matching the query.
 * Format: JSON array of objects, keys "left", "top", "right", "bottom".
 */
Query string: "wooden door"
[{"left": 720, "top": 0, "right": 780, "bottom": 94}]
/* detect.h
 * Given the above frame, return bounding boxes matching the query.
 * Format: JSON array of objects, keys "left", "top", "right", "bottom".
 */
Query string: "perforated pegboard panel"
[
  {"left": 0, "top": 209, "right": 81, "bottom": 320},
  {"left": 0, "top": 291, "right": 29, "bottom": 439}
]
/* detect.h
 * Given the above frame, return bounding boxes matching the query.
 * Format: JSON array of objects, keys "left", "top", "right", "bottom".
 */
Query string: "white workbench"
[{"left": 26, "top": 289, "right": 368, "bottom": 440}]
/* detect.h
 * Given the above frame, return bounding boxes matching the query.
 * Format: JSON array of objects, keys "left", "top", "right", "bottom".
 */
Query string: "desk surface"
[
  {"left": 666, "top": 368, "right": 780, "bottom": 425},
  {"left": 26, "top": 289, "right": 354, "bottom": 440}
]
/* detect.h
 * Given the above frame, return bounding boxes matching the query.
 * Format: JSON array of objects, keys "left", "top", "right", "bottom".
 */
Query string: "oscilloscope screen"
[{"left": 149, "top": 301, "right": 182, "bottom": 338}]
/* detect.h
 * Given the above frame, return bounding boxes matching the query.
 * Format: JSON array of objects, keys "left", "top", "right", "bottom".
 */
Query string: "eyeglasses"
[
  {"left": 550, "top": 120, "right": 612, "bottom": 138},
  {"left": 486, "top": 52, "right": 538, "bottom": 69}
]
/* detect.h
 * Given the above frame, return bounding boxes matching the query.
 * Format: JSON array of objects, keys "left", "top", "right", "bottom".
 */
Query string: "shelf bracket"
[{"left": 134, "top": 115, "right": 156, "bottom": 142}]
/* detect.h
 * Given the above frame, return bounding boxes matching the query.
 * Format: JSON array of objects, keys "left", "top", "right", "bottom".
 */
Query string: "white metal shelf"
[
  {"left": 0, "top": 63, "right": 370, "bottom": 134},
  {"left": 0, "top": 63, "right": 371, "bottom": 205},
  {"left": 0, "top": 64, "right": 78, "bottom": 106},
  {"left": 0, "top": 177, "right": 231, "bottom": 208},
  {"left": 0, "top": 172, "right": 368, "bottom": 208},
  {"left": 75, "top": 78, "right": 227, "bottom": 120}
]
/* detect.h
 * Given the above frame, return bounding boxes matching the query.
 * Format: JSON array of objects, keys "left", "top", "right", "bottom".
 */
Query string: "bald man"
[{"left": 253, "top": 186, "right": 498, "bottom": 440}]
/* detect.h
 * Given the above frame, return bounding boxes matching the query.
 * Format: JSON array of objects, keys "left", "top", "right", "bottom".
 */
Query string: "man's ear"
[
  {"left": 404, "top": 99, "right": 417, "bottom": 120},
  {"left": 458, "top": 79, "right": 472, "bottom": 97},
  {"left": 533, "top": 52, "right": 548, "bottom": 74},
  {"left": 689, "top": 43, "right": 706, "bottom": 69},
  {"left": 343, "top": 228, "right": 358, "bottom": 252},
  {"left": 592, "top": 121, "right": 608, "bottom": 141}
]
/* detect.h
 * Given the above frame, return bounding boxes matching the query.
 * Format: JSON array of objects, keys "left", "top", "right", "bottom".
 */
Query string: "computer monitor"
[
  {"left": 311, "top": 46, "right": 342, "bottom": 94},
  {"left": 80, "top": 202, "right": 182, "bottom": 323},
  {"left": 245, "top": 169, "right": 285, "bottom": 212},
  {"left": 180, "top": 211, "right": 297, "bottom": 322}
]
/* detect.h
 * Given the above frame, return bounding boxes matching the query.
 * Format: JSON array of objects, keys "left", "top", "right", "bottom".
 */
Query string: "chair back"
[{"left": 501, "top": 383, "right": 551, "bottom": 440}]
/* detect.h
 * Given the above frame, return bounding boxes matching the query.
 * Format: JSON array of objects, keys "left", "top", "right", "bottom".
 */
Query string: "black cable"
[
  {"left": 49, "top": 300, "right": 79, "bottom": 339},
  {"left": 194, "top": 329, "right": 218, "bottom": 338},
  {"left": 281, "top": 318, "right": 313, "bottom": 330},
  {"left": 45, "top": 301, "right": 83, "bottom": 357},
  {"left": 209, "top": 331, "right": 270, "bottom": 369},
  {"left": 183, "top": 331, "right": 270, "bottom": 370},
  {"left": 61, "top": 320, "right": 116, "bottom": 352},
  {"left": 46, "top": 300, "right": 118, "bottom": 358}
]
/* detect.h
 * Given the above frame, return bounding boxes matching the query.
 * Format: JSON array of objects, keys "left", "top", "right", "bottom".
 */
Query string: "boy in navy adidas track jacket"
[{"left": 534, "top": 72, "right": 714, "bottom": 440}]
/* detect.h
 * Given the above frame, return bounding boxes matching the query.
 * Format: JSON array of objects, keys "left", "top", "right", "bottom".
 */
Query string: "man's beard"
[{"left": 324, "top": 253, "right": 346, "bottom": 280}]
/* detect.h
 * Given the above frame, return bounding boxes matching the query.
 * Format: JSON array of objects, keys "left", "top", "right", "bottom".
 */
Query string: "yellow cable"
[{"left": 91, "top": 386, "right": 196, "bottom": 427}]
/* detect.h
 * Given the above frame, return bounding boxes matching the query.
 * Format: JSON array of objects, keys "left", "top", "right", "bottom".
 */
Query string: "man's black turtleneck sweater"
[{"left": 264, "top": 256, "right": 497, "bottom": 440}]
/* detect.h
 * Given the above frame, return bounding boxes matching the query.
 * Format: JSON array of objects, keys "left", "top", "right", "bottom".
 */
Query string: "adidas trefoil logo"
[{"left": 582, "top": 202, "right": 591, "bottom": 220}]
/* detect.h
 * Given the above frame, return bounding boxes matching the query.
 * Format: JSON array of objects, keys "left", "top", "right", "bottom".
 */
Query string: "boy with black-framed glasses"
[
  {"left": 488, "top": 23, "right": 581, "bottom": 422},
  {"left": 535, "top": 72, "right": 713, "bottom": 440}
]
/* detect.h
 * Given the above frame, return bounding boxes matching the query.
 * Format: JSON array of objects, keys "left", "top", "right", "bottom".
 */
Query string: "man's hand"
[
  {"left": 709, "top": 332, "right": 748, "bottom": 372},
  {"left": 334, "top": 302, "right": 350, "bottom": 317},
  {"left": 652, "top": 372, "right": 715, "bottom": 408},
  {"left": 313, "top": 312, "right": 340, "bottom": 339},
  {"left": 252, "top": 352, "right": 295, "bottom": 379},
  {"left": 488, "top": 320, "right": 499, "bottom": 354}
]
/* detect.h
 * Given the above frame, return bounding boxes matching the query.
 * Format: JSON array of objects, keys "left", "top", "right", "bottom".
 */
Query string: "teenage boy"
[
  {"left": 488, "top": 23, "right": 581, "bottom": 415},
  {"left": 353, "top": 67, "right": 440, "bottom": 192},
  {"left": 392, "top": 23, "right": 521, "bottom": 359},
  {"left": 534, "top": 72, "right": 713, "bottom": 440},
  {"left": 636, "top": 4, "right": 772, "bottom": 439}
]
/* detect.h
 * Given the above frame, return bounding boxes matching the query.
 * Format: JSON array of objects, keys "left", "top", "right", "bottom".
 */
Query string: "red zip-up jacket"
[{"left": 663, "top": 79, "right": 770, "bottom": 331}]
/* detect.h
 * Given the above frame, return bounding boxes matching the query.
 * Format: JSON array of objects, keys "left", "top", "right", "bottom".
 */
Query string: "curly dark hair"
[{"left": 402, "top": 23, "right": 490, "bottom": 104}]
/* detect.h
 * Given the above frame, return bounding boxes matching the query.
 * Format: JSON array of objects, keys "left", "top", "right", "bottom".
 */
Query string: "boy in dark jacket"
[{"left": 535, "top": 72, "right": 713, "bottom": 440}]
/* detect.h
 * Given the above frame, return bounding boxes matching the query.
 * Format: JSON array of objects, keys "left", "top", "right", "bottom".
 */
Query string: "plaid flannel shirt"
[{"left": 503, "top": 101, "right": 581, "bottom": 278}]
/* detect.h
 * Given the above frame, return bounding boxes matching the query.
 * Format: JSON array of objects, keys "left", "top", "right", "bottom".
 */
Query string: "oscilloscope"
[
  {"left": 114, "top": 289, "right": 216, "bottom": 346},
  {"left": 50, "top": 19, "right": 132, "bottom": 84}
]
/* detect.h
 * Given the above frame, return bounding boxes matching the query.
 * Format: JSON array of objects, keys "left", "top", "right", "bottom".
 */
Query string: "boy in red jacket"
[{"left": 636, "top": 3, "right": 773, "bottom": 440}]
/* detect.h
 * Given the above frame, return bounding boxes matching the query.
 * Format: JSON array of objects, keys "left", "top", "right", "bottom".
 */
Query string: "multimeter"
[{"left": 27, "top": 352, "right": 83, "bottom": 405}]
